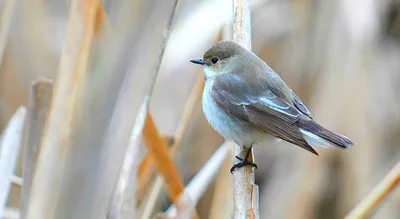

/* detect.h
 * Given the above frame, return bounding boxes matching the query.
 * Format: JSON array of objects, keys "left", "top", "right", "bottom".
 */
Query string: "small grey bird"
[{"left": 190, "top": 41, "right": 354, "bottom": 172}]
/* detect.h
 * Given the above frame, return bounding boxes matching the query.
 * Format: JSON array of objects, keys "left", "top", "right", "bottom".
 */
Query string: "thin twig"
[
  {"left": 108, "top": 103, "right": 146, "bottom": 219},
  {"left": 136, "top": 134, "right": 175, "bottom": 205},
  {"left": 142, "top": 115, "right": 199, "bottom": 219},
  {"left": 96, "top": 1, "right": 138, "bottom": 217},
  {"left": 137, "top": 148, "right": 156, "bottom": 203},
  {"left": 137, "top": 75, "right": 204, "bottom": 203},
  {"left": 92, "top": 0, "right": 179, "bottom": 218},
  {"left": 104, "top": 0, "right": 179, "bottom": 218},
  {"left": 232, "top": 0, "right": 260, "bottom": 218},
  {"left": 20, "top": 79, "right": 53, "bottom": 219},
  {"left": 140, "top": 176, "right": 164, "bottom": 219},
  {"left": 0, "top": 107, "right": 27, "bottom": 218},
  {"left": 165, "top": 141, "right": 232, "bottom": 218},
  {"left": 345, "top": 161, "right": 400, "bottom": 219}
]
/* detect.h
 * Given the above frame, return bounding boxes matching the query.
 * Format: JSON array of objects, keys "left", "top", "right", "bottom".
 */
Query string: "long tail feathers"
[{"left": 299, "top": 119, "right": 354, "bottom": 149}]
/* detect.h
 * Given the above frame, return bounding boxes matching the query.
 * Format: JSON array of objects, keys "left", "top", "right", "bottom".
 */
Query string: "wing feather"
[
  {"left": 211, "top": 74, "right": 318, "bottom": 155},
  {"left": 291, "top": 91, "right": 312, "bottom": 118}
]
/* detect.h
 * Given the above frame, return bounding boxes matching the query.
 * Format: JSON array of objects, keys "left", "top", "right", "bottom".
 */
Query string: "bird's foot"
[{"left": 230, "top": 150, "right": 257, "bottom": 173}]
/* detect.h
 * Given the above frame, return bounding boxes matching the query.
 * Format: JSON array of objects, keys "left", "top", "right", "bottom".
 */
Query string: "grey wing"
[
  {"left": 211, "top": 74, "right": 318, "bottom": 155},
  {"left": 291, "top": 91, "right": 312, "bottom": 118}
]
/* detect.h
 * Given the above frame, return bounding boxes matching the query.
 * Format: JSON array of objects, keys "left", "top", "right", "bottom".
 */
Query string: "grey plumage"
[{"left": 193, "top": 40, "right": 354, "bottom": 155}]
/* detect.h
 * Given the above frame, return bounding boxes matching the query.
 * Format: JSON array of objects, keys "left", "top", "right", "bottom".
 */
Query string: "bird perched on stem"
[{"left": 190, "top": 41, "right": 354, "bottom": 172}]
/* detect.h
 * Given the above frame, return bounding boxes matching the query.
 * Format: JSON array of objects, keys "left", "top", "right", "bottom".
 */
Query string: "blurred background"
[{"left": 1, "top": 0, "right": 400, "bottom": 218}]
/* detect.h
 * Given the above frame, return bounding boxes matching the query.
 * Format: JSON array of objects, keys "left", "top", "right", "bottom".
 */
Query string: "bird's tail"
[{"left": 298, "top": 119, "right": 354, "bottom": 149}]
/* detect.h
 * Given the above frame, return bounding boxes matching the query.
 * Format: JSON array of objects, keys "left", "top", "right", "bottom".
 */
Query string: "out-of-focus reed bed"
[{"left": 0, "top": 0, "right": 400, "bottom": 218}]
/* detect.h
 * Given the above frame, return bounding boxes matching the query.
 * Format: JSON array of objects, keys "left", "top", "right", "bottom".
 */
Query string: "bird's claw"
[
  {"left": 235, "top": 156, "right": 243, "bottom": 161},
  {"left": 230, "top": 156, "right": 258, "bottom": 173}
]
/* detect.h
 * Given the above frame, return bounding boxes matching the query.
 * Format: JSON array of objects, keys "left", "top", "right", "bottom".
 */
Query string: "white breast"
[
  {"left": 202, "top": 79, "right": 265, "bottom": 147},
  {"left": 202, "top": 80, "right": 229, "bottom": 136}
]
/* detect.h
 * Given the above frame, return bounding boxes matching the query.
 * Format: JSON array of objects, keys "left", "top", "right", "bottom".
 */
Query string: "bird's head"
[{"left": 190, "top": 40, "right": 246, "bottom": 79}]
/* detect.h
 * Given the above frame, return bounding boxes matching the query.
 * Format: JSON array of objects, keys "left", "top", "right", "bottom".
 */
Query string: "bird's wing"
[
  {"left": 211, "top": 73, "right": 318, "bottom": 155},
  {"left": 291, "top": 91, "right": 312, "bottom": 118}
]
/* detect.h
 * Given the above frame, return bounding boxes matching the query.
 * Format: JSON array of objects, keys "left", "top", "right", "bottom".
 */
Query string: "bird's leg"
[{"left": 230, "top": 147, "right": 257, "bottom": 173}]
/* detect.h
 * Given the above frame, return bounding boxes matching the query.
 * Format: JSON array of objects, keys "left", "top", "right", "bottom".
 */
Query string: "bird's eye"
[{"left": 211, "top": 57, "right": 219, "bottom": 64}]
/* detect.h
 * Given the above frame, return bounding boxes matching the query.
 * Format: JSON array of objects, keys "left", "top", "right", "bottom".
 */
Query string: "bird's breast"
[
  {"left": 202, "top": 80, "right": 228, "bottom": 134},
  {"left": 202, "top": 80, "right": 263, "bottom": 146}
]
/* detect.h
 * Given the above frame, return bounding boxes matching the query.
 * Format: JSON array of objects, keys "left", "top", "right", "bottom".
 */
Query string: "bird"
[{"left": 190, "top": 40, "right": 354, "bottom": 172}]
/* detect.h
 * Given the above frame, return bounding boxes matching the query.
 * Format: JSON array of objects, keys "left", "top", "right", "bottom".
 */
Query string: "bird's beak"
[{"left": 190, "top": 58, "right": 206, "bottom": 65}]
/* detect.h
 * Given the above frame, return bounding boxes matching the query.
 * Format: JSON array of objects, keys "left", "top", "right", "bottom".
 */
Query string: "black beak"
[{"left": 190, "top": 58, "right": 206, "bottom": 65}]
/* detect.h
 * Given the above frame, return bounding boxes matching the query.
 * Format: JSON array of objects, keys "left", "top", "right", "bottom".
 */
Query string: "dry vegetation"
[{"left": 0, "top": 0, "right": 400, "bottom": 218}]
